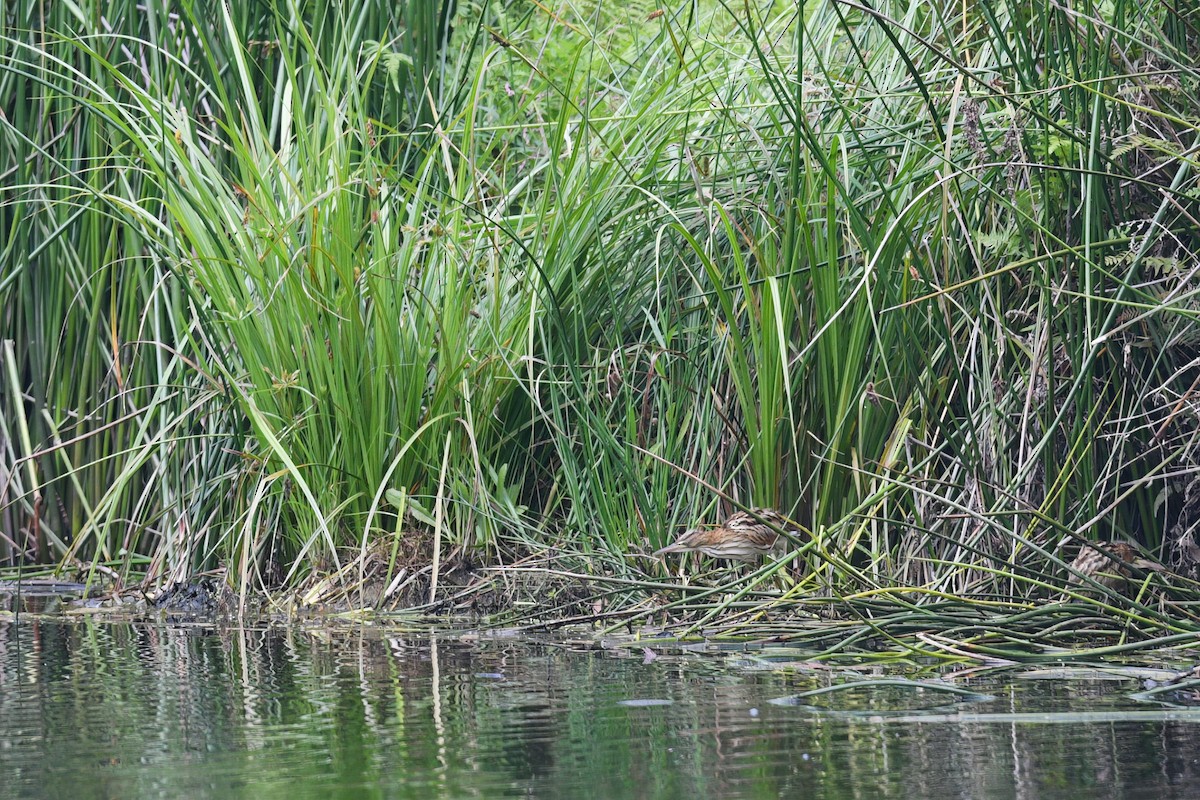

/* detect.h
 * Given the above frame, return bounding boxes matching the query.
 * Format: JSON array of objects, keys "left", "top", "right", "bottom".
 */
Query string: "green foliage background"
[{"left": 3, "top": 0, "right": 1200, "bottom": 614}]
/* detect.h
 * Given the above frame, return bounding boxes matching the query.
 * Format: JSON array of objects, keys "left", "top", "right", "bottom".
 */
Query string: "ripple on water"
[{"left": 2, "top": 621, "right": 1200, "bottom": 799}]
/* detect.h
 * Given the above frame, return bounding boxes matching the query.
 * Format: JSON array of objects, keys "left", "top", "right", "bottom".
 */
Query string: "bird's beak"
[{"left": 654, "top": 529, "right": 698, "bottom": 556}]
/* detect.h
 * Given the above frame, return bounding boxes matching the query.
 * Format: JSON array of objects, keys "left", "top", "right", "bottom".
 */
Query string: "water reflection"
[{"left": 1, "top": 619, "right": 1198, "bottom": 798}]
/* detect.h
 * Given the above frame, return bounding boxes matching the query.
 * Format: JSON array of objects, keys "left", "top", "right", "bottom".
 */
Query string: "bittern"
[
  {"left": 655, "top": 508, "right": 800, "bottom": 563},
  {"left": 1065, "top": 540, "right": 1163, "bottom": 595}
]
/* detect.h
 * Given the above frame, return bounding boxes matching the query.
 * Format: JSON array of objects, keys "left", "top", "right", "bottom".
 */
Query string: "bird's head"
[{"left": 653, "top": 528, "right": 704, "bottom": 556}]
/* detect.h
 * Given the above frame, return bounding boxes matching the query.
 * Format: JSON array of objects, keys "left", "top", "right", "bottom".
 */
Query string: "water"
[{"left": 2, "top": 619, "right": 1199, "bottom": 799}]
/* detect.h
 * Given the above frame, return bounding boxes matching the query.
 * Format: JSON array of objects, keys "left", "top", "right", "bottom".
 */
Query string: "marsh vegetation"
[{"left": 4, "top": 0, "right": 1200, "bottom": 655}]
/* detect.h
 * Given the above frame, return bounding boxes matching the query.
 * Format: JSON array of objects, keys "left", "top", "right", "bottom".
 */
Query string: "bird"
[
  {"left": 1065, "top": 540, "right": 1163, "bottom": 594},
  {"left": 654, "top": 508, "right": 800, "bottom": 563}
]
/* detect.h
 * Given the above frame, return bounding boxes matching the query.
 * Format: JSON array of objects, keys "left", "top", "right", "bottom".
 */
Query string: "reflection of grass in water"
[
  {"left": 771, "top": 678, "right": 996, "bottom": 716},
  {"left": 8, "top": 622, "right": 1197, "bottom": 798}
]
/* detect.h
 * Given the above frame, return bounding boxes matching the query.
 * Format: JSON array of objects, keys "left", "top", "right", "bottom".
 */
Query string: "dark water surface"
[{"left": 2, "top": 619, "right": 1199, "bottom": 799}]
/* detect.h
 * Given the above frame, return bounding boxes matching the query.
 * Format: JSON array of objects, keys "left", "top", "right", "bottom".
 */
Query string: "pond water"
[{"left": 2, "top": 618, "right": 1199, "bottom": 799}]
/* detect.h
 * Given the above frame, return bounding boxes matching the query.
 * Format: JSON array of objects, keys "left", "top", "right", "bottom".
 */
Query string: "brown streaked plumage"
[
  {"left": 655, "top": 508, "right": 799, "bottom": 563},
  {"left": 1066, "top": 540, "right": 1163, "bottom": 593}
]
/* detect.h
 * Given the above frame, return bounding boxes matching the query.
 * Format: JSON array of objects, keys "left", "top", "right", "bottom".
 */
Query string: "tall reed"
[{"left": 2, "top": 0, "right": 1198, "bottom": 623}]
